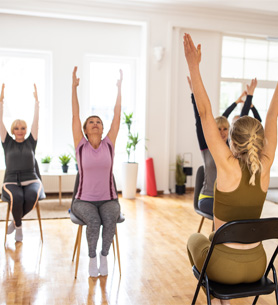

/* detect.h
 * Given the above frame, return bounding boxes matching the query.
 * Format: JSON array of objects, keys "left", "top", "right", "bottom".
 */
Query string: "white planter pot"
[
  {"left": 122, "top": 162, "right": 138, "bottom": 199},
  {"left": 41, "top": 163, "right": 50, "bottom": 172}
]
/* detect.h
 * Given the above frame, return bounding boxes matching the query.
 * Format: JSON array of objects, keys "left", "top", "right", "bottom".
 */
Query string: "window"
[
  {"left": 220, "top": 36, "right": 278, "bottom": 175},
  {"left": 0, "top": 49, "right": 52, "bottom": 168},
  {"left": 83, "top": 55, "right": 144, "bottom": 188}
]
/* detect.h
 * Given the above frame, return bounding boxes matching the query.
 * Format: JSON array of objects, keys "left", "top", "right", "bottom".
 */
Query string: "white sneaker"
[
  {"left": 89, "top": 256, "right": 98, "bottom": 277},
  {"left": 7, "top": 221, "right": 15, "bottom": 234},
  {"left": 15, "top": 226, "right": 23, "bottom": 242},
  {"left": 99, "top": 252, "right": 108, "bottom": 276}
]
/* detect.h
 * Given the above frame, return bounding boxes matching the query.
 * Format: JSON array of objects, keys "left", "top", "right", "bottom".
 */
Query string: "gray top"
[
  {"left": 200, "top": 148, "right": 216, "bottom": 197},
  {"left": 2, "top": 133, "right": 38, "bottom": 184}
]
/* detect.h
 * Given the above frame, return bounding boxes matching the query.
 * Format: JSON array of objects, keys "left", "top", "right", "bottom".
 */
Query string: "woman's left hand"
[
  {"left": 33, "top": 84, "right": 39, "bottom": 102},
  {"left": 116, "top": 69, "right": 123, "bottom": 88},
  {"left": 183, "top": 33, "right": 201, "bottom": 70}
]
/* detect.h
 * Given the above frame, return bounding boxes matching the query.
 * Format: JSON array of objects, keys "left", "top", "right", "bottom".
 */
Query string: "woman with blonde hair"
[
  {"left": 0, "top": 83, "right": 44, "bottom": 242},
  {"left": 184, "top": 33, "right": 278, "bottom": 305}
]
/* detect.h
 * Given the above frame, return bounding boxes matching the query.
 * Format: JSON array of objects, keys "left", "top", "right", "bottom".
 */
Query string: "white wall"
[{"left": 1, "top": 1, "right": 278, "bottom": 191}]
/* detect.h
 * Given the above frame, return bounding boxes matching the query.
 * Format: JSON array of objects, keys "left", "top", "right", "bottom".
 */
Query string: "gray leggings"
[{"left": 72, "top": 198, "right": 120, "bottom": 258}]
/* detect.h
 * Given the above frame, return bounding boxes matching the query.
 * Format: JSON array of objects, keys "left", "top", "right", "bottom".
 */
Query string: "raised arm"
[
  {"left": 72, "top": 66, "right": 83, "bottom": 148},
  {"left": 262, "top": 82, "right": 278, "bottom": 167},
  {"left": 31, "top": 84, "right": 39, "bottom": 140},
  {"left": 240, "top": 78, "right": 257, "bottom": 117},
  {"left": 183, "top": 34, "right": 232, "bottom": 168},
  {"left": 0, "top": 84, "right": 7, "bottom": 143},
  {"left": 107, "top": 70, "right": 123, "bottom": 147},
  {"left": 222, "top": 90, "right": 246, "bottom": 118},
  {"left": 187, "top": 76, "right": 208, "bottom": 150}
]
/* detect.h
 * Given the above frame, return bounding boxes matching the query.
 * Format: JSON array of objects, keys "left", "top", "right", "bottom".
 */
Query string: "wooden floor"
[{"left": 1, "top": 192, "right": 278, "bottom": 305}]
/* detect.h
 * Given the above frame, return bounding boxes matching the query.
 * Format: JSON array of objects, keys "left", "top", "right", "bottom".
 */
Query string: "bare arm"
[
  {"left": 262, "top": 82, "right": 278, "bottom": 168},
  {"left": 31, "top": 84, "right": 39, "bottom": 140},
  {"left": 0, "top": 84, "right": 7, "bottom": 142},
  {"left": 183, "top": 34, "right": 232, "bottom": 169},
  {"left": 107, "top": 69, "right": 123, "bottom": 147},
  {"left": 72, "top": 66, "right": 83, "bottom": 148}
]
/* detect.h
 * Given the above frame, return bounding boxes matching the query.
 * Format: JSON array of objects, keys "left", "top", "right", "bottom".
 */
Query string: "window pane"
[
  {"left": 245, "top": 39, "right": 268, "bottom": 60},
  {"left": 219, "top": 82, "right": 242, "bottom": 117},
  {"left": 222, "top": 37, "right": 244, "bottom": 58},
  {"left": 269, "top": 42, "right": 278, "bottom": 61},
  {"left": 221, "top": 58, "right": 243, "bottom": 78},
  {"left": 0, "top": 53, "right": 49, "bottom": 157},
  {"left": 268, "top": 61, "right": 278, "bottom": 81},
  {"left": 244, "top": 59, "right": 267, "bottom": 79},
  {"left": 252, "top": 88, "right": 268, "bottom": 113}
]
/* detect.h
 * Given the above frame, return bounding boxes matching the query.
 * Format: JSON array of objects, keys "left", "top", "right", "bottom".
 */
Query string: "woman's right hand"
[
  {"left": 246, "top": 78, "right": 257, "bottom": 96},
  {"left": 0, "top": 84, "right": 5, "bottom": 102},
  {"left": 235, "top": 90, "right": 247, "bottom": 104},
  {"left": 72, "top": 66, "right": 80, "bottom": 88}
]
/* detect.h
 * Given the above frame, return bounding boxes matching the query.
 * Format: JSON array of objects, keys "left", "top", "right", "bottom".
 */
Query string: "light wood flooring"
[{"left": 1, "top": 192, "right": 278, "bottom": 305}]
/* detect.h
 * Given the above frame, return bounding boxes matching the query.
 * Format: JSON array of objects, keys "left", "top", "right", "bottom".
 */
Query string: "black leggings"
[{"left": 2, "top": 182, "right": 43, "bottom": 227}]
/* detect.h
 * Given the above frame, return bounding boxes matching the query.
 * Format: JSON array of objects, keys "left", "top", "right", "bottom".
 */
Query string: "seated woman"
[
  {"left": 71, "top": 66, "right": 122, "bottom": 277},
  {"left": 183, "top": 34, "right": 278, "bottom": 305},
  {"left": 0, "top": 83, "right": 44, "bottom": 242},
  {"left": 188, "top": 76, "right": 260, "bottom": 217}
]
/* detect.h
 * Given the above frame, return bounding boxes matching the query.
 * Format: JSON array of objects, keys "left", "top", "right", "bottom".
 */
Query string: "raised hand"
[
  {"left": 183, "top": 33, "right": 201, "bottom": 70},
  {"left": 33, "top": 84, "right": 39, "bottom": 102},
  {"left": 235, "top": 90, "right": 247, "bottom": 104},
  {"left": 0, "top": 84, "right": 5, "bottom": 102},
  {"left": 72, "top": 66, "right": 80, "bottom": 88},
  {"left": 246, "top": 78, "right": 257, "bottom": 96},
  {"left": 117, "top": 69, "right": 123, "bottom": 88}
]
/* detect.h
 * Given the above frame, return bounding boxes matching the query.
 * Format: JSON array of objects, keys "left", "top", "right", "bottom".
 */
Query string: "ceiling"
[{"left": 125, "top": 0, "right": 278, "bottom": 15}]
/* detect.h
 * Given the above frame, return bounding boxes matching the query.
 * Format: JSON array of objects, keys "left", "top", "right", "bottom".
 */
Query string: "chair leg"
[
  {"left": 197, "top": 216, "right": 205, "bottom": 233},
  {"left": 4, "top": 203, "right": 10, "bottom": 246},
  {"left": 75, "top": 225, "right": 82, "bottom": 279},
  {"left": 36, "top": 202, "right": 43, "bottom": 243},
  {"left": 72, "top": 226, "right": 81, "bottom": 262},
  {"left": 115, "top": 226, "right": 121, "bottom": 276}
]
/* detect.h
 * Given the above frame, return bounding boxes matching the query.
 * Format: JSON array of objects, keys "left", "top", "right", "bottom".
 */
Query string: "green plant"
[
  {"left": 123, "top": 112, "right": 140, "bottom": 162},
  {"left": 41, "top": 155, "right": 52, "bottom": 164},
  {"left": 59, "top": 154, "right": 71, "bottom": 166},
  {"left": 175, "top": 154, "right": 186, "bottom": 186}
]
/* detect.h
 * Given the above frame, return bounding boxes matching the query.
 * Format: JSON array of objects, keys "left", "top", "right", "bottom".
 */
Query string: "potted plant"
[
  {"left": 59, "top": 154, "right": 71, "bottom": 173},
  {"left": 175, "top": 154, "right": 187, "bottom": 195},
  {"left": 122, "top": 112, "right": 140, "bottom": 199},
  {"left": 41, "top": 155, "right": 52, "bottom": 172}
]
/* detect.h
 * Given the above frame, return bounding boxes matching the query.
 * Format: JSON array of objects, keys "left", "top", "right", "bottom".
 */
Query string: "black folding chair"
[
  {"left": 193, "top": 165, "right": 213, "bottom": 233},
  {"left": 192, "top": 218, "right": 278, "bottom": 305}
]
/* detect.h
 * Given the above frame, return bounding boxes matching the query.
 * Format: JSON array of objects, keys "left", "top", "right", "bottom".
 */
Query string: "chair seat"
[{"left": 209, "top": 277, "right": 276, "bottom": 300}]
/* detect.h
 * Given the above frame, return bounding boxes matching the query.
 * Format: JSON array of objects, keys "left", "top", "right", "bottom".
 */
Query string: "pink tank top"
[{"left": 75, "top": 136, "right": 117, "bottom": 201}]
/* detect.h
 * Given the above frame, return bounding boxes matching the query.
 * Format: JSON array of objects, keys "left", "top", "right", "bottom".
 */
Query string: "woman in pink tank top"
[{"left": 71, "top": 66, "right": 123, "bottom": 277}]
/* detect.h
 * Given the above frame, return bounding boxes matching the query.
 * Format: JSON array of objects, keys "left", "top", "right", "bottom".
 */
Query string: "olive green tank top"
[{"left": 213, "top": 164, "right": 267, "bottom": 222}]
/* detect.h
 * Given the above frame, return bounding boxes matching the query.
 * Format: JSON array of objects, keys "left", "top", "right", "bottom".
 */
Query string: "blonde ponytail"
[{"left": 230, "top": 116, "right": 264, "bottom": 186}]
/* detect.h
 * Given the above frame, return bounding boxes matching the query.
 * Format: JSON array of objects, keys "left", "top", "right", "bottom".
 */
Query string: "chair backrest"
[
  {"left": 193, "top": 165, "right": 204, "bottom": 211},
  {"left": 212, "top": 218, "right": 278, "bottom": 246},
  {"left": 200, "top": 218, "right": 278, "bottom": 286}
]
